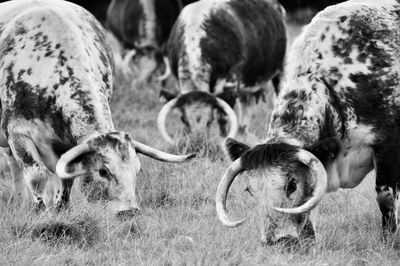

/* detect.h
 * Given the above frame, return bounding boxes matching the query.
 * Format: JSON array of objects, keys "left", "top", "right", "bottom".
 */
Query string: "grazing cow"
[
  {"left": 216, "top": 0, "right": 400, "bottom": 245},
  {"left": 106, "top": 0, "right": 194, "bottom": 84},
  {"left": 157, "top": 0, "right": 287, "bottom": 145},
  {"left": 0, "top": 0, "right": 194, "bottom": 215}
]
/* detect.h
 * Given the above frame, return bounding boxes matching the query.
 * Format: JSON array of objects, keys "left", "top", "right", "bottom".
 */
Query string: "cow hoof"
[{"left": 116, "top": 209, "right": 140, "bottom": 220}]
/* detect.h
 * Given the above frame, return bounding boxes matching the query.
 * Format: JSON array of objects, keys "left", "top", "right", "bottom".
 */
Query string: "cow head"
[
  {"left": 55, "top": 132, "right": 195, "bottom": 216},
  {"left": 157, "top": 90, "right": 239, "bottom": 144},
  {"left": 216, "top": 138, "right": 338, "bottom": 246}
]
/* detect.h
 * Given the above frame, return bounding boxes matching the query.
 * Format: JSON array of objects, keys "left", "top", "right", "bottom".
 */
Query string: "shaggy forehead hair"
[{"left": 240, "top": 143, "right": 299, "bottom": 171}]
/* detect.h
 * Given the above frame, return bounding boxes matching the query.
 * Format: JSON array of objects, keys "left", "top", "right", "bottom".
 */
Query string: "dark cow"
[
  {"left": 157, "top": 0, "right": 287, "bottom": 145},
  {"left": 0, "top": 0, "right": 194, "bottom": 215},
  {"left": 106, "top": 0, "right": 195, "bottom": 84},
  {"left": 216, "top": 0, "right": 400, "bottom": 245}
]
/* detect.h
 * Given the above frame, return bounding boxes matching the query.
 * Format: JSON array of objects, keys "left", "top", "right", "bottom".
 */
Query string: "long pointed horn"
[
  {"left": 122, "top": 49, "right": 137, "bottom": 74},
  {"left": 158, "top": 57, "right": 171, "bottom": 82},
  {"left": 56, "top": 143, "right": 92, "bottom": 179},
  {"left": 216, "top": 98, "right": 239, "bottom": 138},
  {"left": 216, "top": 158, "right": 247, "bottom": 227},
  {"left": 132, "top": 140, "right": 195, "bottom": 162},
  {"left": 157, "top": 98, "right": 178, "bottom": 144},
  {"left": 273, "top": 149, "right": 328, "bottom": 214}
]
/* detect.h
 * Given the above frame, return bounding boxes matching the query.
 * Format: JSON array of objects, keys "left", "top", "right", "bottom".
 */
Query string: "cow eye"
[
  {"left": 286, "top": 178, "right": 297, "bottom": 196},
  {"left": 99, "top": 168, "right": 110, "bottom": 179}
]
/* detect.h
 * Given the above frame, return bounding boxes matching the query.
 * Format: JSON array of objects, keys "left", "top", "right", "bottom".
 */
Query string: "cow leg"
[
  {"left": 55, "top": 178, "right": 74, "bottom": 211},
  {"left": 8, "top": 134, "right": 54, "bottom": 211},
  {"left": 374, "top": 149, "right": 400, "bottom": 235},
  {"left": 3, "top": 148, "right": 26, "bottom": 198},
  {"left": 376, "top": 185, "right": 398, "bottom": 234},
  {"left": 217, "top": 110, "right": 228, "bottom": 137},
  {"left": 272, "top": 73, "right": 281, "bottom": 95}
]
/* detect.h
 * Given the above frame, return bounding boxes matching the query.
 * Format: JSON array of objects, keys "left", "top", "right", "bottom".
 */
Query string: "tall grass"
[{"left": 0, "top": 22, "right": 399, "bottom": 266}]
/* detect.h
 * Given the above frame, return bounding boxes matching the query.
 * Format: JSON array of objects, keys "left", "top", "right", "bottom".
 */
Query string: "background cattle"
[
  {"left": 157, "top": 0, "right": 287, "bottom": 147},
  {"left": 106, "top": 0, "right": 197, "bottom": 85},
  {"left": 217, "top": 0, "right": 400, "bottom": 247}
]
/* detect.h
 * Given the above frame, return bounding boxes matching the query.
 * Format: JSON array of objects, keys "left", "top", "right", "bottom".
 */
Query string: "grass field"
[{"left": 1, "top": 21, "right": 400, "bottom": 266}]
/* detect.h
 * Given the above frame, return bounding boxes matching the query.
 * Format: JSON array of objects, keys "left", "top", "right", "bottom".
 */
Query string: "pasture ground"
[{"left": 0, "top": 20, "right": 400, "bottom": 266}]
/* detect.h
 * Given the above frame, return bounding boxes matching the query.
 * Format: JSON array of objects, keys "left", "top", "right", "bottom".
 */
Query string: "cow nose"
[{"left": 115, "top": 208, "right": 140, "bottom": 220}]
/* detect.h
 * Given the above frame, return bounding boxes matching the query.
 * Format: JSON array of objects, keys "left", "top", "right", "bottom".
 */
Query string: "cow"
[
  {"left": 157, "top": 0, "right": 287, "bottom": 146},
  {"left": 216, "top": 0, "right": 400, "bottom": 246},
  {"left": 106, "top": 0, "right": 195, "bottom": 85},
  {"left": 0, "top": 0, "right": 194, "bottom": 216}
]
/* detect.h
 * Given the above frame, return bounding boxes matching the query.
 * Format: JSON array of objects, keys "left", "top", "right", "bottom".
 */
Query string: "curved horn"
[
  {"left": 273, "top": 149, "right": 328, "bottom": 214},
  {"left": 157, "top": 98, "right": 178, "bottom": 144},
  {"left": 215, "top": 98, "right": 239, "bottom": 138},
  {"left": 56, "top": 143, "right": 92, "bottom": 179},
  {"left": 122, "top": 49, "right": 137, "bottom": 74},
  {"left": 216, "top": 158, "right": 247, "bottom": 227},
  {"left": 158, "top": 57, "right": 171, "bottom": 82},
  {"left": 132, "top": 140, "right": 195, "bottom": 162}
]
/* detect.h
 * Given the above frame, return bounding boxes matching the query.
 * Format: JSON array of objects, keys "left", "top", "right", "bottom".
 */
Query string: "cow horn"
[
  {"left": 216, "top": 158, "right": 247, "bottom": 227},
  {"left": 215, "top": 98, "right": 239, "bottom": 138},
  {"left": 132, "top": 140, "right": 195, "bottom": 162},
  {"left": 273, "top": 149, "right": 328, "bottom": 214},
  {"left": 56, "top": 143, "right": 92, "bottom": 179},
  {"left": 158, "top": 57, "right": 171, "bottom": 82},
  {"left": 157, "top": 98, "right": 178, "bottom": 144}
]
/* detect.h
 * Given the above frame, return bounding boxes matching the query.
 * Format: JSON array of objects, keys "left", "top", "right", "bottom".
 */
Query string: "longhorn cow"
[
  {"left": 157, "top": 0, "right": 287, "bottom": 145},
  {"left": 0, "top": 0, "right": 194, "bottom": 215},
  {"left": 216, "top": 0, "right": 400, "bottom": 245}
]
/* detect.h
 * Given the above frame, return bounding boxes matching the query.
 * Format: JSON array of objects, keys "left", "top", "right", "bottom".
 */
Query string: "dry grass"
[{"left": 0, "top": 22, "right": 399, "bottom": 266}]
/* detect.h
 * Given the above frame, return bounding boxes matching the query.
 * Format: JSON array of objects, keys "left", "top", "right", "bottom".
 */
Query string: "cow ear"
[
  {"left": 160, "top": 89, "right": 177, "bottom": 103},
  {"left": 225, "top": 137, "right": 251, "bottom": 161},
  {"left": 306, "top": 137, "right": 341, "bottom": 166}
]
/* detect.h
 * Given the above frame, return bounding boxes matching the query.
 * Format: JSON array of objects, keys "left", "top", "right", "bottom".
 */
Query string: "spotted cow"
[
  {"left": 0, "top": 0, "right": 194, "bottom": 215},
  {"left": 216, "top": 0, "right": 400, "bottom": 246},
  {"left": 157, "top": 0, "right": 287, "bottom": 145}
]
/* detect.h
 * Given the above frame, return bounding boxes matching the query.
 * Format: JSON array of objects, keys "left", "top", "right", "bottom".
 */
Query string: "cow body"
[
  {"left": 106, "top": 0, "right": 190, "bottom": 84},
  {"left": 158, "top": 0, "right": 286, "bottom": 145},
  {"left": 217, "top": 0, "right": 400, "bottom": 245},
  {"left": 0, "top": 0, "right": 193, "bottom": 214}
]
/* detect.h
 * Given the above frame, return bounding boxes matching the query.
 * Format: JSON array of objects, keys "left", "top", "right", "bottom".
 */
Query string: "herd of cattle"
[{"left": 0, "top": 0, "right": 399, "bottom": 248}]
